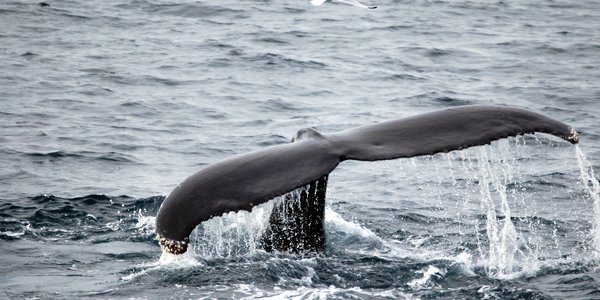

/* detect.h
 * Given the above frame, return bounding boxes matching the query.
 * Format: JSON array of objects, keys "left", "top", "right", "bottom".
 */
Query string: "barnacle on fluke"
[{"left": 157, "top": 234, "right": 189, "bottom": 254}]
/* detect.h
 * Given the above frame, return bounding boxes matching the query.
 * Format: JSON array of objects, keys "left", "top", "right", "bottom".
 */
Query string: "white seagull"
[{"left": 311, "top": 0, "right": 377, "bottom": 9}]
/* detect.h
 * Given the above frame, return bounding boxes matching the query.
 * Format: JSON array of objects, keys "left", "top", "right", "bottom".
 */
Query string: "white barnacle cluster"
[
  {"left": 568, "top": 127, "right": 580, "bottom": 143},
  {"left": 157, "top": 234, "right": 189, "bottom": 254}
]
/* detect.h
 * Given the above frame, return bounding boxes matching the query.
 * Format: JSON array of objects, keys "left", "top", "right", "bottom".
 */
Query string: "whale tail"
[{"left": 156, "top": 105, "right": 578, "bottom": 255}]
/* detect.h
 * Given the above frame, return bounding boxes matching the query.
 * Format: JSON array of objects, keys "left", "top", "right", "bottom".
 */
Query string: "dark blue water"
[{"left": 2, "top": 0, "right": 600, "bottom": 298}]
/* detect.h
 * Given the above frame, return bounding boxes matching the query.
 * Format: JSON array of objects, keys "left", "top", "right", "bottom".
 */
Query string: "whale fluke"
[
  {"left": 332, "top": 105, "right": 579, "bottom": 162},
  {"left": 155, "top": 105, "right": 578, "bottom": 254}
]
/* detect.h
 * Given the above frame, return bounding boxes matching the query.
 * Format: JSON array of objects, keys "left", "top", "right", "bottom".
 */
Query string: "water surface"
[{"left": 1, "top": 0, "right": 600, "bottom": 298}]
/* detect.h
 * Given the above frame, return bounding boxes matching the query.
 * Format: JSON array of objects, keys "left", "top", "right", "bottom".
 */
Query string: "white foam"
[
  {"left": 238, "top": 285, "right": 416, "bottom": 300},
  {"left": 121, "top": 250, "right": 203, "bottom": 281},
  {"left": 452, "top": 251, "right": 476, "bottom": 276},
  {"left": 408, "top": 265, "right": 446, "bottom": 288},
  {"left": 0, "top": 220, "right": 33, "bottom": 238},
  {"left": 325, "top": 207, "right": 379, "bottom": 239}
]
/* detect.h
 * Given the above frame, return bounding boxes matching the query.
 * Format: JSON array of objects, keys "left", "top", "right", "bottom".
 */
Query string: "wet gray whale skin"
[{"left": 155, "top": 105, "right": 579, "bottom": 254}]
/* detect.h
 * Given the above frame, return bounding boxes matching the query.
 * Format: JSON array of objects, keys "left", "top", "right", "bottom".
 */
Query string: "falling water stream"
[{"left": 576, "top": 145, "right": 600, "bottom": 257}]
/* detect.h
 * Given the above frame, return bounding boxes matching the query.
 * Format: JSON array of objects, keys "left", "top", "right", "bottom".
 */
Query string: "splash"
[
  {"left": 189, "top": 191, "right": 283, "bottom": 258},
  {"left": 475, "top": 144, "right": 526, "bottom": 277},
  {"left": 186, "top": 189, "right": 389, "bottom": 259},
  {"left": 121, "top": 213, "right": 203, "bottom": 282},
  {"left": 157, "top": 250, "right": 202, "bottom": 266},
  {"left": 408, "top": 265, "right": 446, "bottom": 288},
  {"left": 121, "top": 250, "right": 203, "bottom": 281},
  {"left": 443, "top": 137, "right": 600, "bottom": 278},
  {"left": 325, "top": 207, "right": 380, "bottom": 241},
  {"left": 434, "top": 137, "right": 575, "bottom": 278},
  {"left": 135, "top": 209, "right": 156, "bottom": 236},
  {"left": 575, "top": 145, "right": 600, "bottom": 256}
]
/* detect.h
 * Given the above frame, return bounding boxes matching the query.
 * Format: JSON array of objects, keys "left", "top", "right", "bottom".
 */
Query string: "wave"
[
  {"left": 22, "top": 150, "right": 140, "bottom": 164},
  {"left": 205, "top": 51, "right": 328, "bottom": 71},
  {"left": 0, "top": 194, "right": 163, "bottom": 241},
  {"left": 133, "top": 1, "right": 248, "bottom": 19},
  {"left": 248, "top": 52, "right": 328, "bottom": 70}
]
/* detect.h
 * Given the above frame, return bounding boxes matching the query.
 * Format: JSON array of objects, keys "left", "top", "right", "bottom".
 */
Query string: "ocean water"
[{"left": 1, "top": 0, "right": 600, "bottom": 298}]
